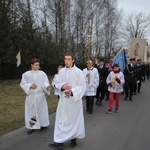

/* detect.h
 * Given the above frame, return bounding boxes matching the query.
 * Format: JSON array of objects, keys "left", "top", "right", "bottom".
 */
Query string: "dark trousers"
[
  {"left": 147, "top": 72, "right": 150, "bottom": 80},
  {"left": 137, "top": 80, "right": 142, "bottom": 92},
  {"left": 96, "top": 83, "right": 106, "bottom": 103},
  {"left": 143, "top": 75, "right": 146, "bottom": 82},
  {"left": 105, "top": 85, "right": 109, "bottom": 100},
  {"left": 86, "top": 96, "right": 94, "bottom": 112},
  {"left": 124, "top": 81, "right": 135, "bottom": 98},
  {"left": 134, "top": 82, "right": 137, "bottom": 93}
]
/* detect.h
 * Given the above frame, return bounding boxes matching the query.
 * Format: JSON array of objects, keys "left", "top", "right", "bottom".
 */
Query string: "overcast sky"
[
  {"left": 118, "top": 0, "right": 150, "bottom": 43},
  {"left": 118, "top": 0, "right": 150, "bottom": 15}
]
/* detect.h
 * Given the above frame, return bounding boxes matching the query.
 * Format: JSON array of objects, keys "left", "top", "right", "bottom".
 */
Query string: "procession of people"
[{"left": 20, "top": 52, "right": 150, "bottom": 150}]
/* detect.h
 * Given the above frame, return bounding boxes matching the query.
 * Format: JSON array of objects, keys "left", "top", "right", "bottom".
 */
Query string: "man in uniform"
[
  {"left": 124, "top": 58, "right": 138, "bottom": 101},
  {"left": 136, "top": 59, "right": 144, "bottom": 93}
]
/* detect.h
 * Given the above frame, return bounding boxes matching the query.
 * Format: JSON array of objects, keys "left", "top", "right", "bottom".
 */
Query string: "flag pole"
[
  {"left": 16, "top": 50, "right": 21, "bottom": 67},
  {"left": 113, "top": 48, "right": 124, "bottom": 60}
]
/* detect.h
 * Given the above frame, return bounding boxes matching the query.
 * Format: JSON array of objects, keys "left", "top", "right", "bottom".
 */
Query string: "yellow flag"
[{"left": 16, "top": 51, "right": 21, "bottom": 67}]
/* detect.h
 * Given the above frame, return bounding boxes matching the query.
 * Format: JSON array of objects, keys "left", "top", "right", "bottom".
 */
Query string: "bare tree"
[
  {"left": 121, "top": 11, "right": 150, "bottom": 47},
  {"left": 101, "top": 0, "right": 121, "bottom": 57}
]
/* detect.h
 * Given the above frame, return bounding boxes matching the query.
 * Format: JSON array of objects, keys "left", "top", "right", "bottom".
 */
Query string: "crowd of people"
[
  {"left": 20, "top": 52, "right": 150, "bottom": 150},
  {"left": 93, "top": 57, "right": 149, "bottom": 114}
]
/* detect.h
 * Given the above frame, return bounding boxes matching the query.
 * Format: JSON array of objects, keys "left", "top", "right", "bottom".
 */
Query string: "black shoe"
[
  {"left": 129, "top": 97, "right": 133, "bottom": 101},
  {"left": 98, "top": 102, "right": 102, "bottom": 106},
  {"left": 134, "top": 92, "right": 137, "bottom": 95},
  {"left": 41, "top": 126, "right": 47, "bottom": 130},
  {"left": 138, "top": 91, "right": 141, "bottom": 93},
  {"left": 124, "top": 96, "right": 128, "bottom": 100},
  {"left": 27, "top": 129, "right": 34, "bottom": 135},
  {"left": 70, "top": 139, "right": 77, "bottom": 148},
  {"left": 49, "top": 142, "right": 64, "bottom": 150},
  {"left": 88, "top": 110, "right": 93, "bottom": 114},
  {"left": 121, "top": 92, "right": 124, "bottom": 95},
  {"left": 95, "top": 101, "right": 98, "bottom": 105}
]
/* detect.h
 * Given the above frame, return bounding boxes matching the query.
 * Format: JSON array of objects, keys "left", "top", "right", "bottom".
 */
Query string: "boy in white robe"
[
  {"left": 20, "top": 58, "right": 50, "bottom": 135},
  {"left": 49, "top": 52, "right": 86, "bottom": 149},
  {"left": 83, "top": 60, "right": 99, "bottom": 114},
  {"left": 52, "top": 65, "right": 63, "bottom": 99}
]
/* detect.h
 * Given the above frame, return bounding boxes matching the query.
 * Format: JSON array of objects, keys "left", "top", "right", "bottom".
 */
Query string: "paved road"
[{"left": 0, "top": 81, "right": 150, "bottom": 150}]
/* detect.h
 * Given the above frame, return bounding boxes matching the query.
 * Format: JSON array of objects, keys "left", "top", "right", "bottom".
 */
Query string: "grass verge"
[{"left": 0, "top": 77, "right": 58, "bottom": 136}]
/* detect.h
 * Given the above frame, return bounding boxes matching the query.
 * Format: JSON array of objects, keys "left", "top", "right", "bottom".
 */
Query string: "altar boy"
[
  {"left": 106, "top": 64, "right": 125, "bottom": 114},
  {"left": 20, "top": 58, "right": 50, "bottom": 134}
]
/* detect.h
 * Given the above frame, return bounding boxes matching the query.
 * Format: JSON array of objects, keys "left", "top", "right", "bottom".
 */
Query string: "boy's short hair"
[
  {"left": 31, "top": 58, "right": 40, "bottom": 65},
  {"left": 113, "top": 63, "right": 119, "bottom": 68},
  {"left": 64, "top": 51, "right": 75, "bottom": 60}
]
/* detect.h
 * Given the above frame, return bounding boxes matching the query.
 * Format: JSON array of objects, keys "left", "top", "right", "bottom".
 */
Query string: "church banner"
[
  {"left": 129, "top": 38, "right": 147, "bottom": 61},
  {"left": 147, "top": 46, "right": 150, "bottom": 62},
  {"left": 114, "top": 49, "right": 128, "bottom": 73}
]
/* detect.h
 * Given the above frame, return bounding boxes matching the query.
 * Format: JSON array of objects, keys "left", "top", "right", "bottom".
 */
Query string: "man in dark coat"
[
  {"left": 136, "top": 59, "right": 144, "bottom": 93},
  {"left": 124, "top": 58, "right": 138, "bottom": 101},
  {"left": 95, "top": 58, "right": 109, "bottom": 106}
]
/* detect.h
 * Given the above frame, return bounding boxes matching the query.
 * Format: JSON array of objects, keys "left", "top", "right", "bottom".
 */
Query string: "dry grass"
[{"left": 0, "top": 77, "right": 58, "bottom": 136}]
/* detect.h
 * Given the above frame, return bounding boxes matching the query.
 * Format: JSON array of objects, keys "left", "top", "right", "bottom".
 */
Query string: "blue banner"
[{"left": 114, "top": 49, "right": 128, "bottom": 73}]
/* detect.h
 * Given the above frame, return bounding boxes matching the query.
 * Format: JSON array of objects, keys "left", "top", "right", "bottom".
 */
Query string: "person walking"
[
  {"left": 124, "top": 58, "right": 138, "bottom": 101},
  {"left": 136, "top": 59, "right": 144, "bottom": 93},
  {"left": 106, "top": 64, "right": 125, "bottom": 114},
  {"left": 49, "top": 52, "right": 86, "bottom": 149},
  {"left": 83, "top": 60, "right": 99, "bottom": 114},
  {"left": 95, "top": 58, "right": 108, "bottom": 106},
  {"left": 20, "top": 58, "right": 50, "bottom": 135}
]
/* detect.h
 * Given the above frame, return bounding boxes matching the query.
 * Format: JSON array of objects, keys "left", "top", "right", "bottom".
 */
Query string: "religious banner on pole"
[
  {"left": 113, "top": 49, "right": 128, "bottom": 73},
  {"left": 129, "top": 38, "right": 147, "bottom": 61},
  {"left": 147, "top": 46, "right": 150, "bottom": 62}
]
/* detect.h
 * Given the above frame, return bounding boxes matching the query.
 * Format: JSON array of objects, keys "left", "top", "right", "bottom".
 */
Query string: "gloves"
[{"left": 136, "top": 80, "right": 140, "bottom": 83}]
